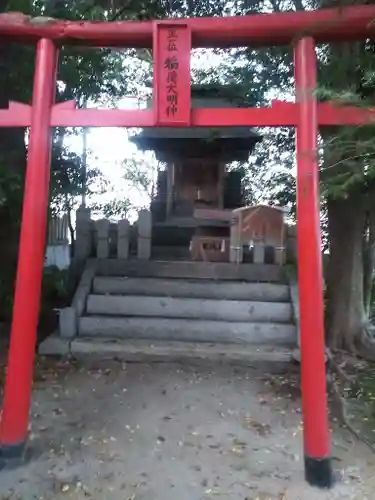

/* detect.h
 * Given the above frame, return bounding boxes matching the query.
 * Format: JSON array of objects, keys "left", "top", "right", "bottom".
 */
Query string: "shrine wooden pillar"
[
  {"left": 166, "top": 162, "right": 174, "bottom": 217},
  {"left": 218, "top": 162, "right": 225, "bottom": 209},
  {"left": 294, "top": 37, "right": 333, "bottom": 488}
]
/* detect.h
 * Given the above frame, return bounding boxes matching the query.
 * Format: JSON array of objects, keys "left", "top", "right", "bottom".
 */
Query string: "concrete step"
[
  {"left": 38, "top": 336, "right": 296, "bottom": 373},
  {"left": 79, "top": 316, "right": 297, "bottom": 344},
  {"left": 39, "top": 336, "right": 294, "bottom": 370},
  {"left": 86, "top": 295, "right": 293, "bottom": 323},
  {"left": 94, "top": 259, "right": 286, "bottom": 283},
  {"left": 93, "top": 277, "right": 290, "bottom": 302}
]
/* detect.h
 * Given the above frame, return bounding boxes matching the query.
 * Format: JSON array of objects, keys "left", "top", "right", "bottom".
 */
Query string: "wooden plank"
[{"left": 153, "top": 23, "right": 191, "bottom": 126}]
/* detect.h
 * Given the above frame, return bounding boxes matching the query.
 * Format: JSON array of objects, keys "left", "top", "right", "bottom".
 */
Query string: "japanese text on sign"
[
  {"left": 154, "top": 23, "right": 191, "bottom": 126},
  {"left": 164, "top": 29, "right": 179, "bottom": 117}
]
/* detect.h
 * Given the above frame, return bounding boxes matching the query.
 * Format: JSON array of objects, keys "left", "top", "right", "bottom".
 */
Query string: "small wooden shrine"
[
  {"left": 131, "top": 85, "right": 267, "bottom": 261},
  {"left": 230, "top": 205, "right": 287, "bottom": 265}
]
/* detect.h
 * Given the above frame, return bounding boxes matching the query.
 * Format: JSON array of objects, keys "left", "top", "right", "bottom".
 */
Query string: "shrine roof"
[
  {"left": 144, "top": 82, "right": 257, "bottom": 104},
  {"left": 130, "top": 85, "right": 262, "bottom": 157},
  {"left": 232, "top": 204, "right": 289, "bottom": 214}
]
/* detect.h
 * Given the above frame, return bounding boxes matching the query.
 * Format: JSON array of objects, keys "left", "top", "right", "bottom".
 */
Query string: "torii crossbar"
[{"left": 1, "top": 5, "right": 375, "bottom": 487}]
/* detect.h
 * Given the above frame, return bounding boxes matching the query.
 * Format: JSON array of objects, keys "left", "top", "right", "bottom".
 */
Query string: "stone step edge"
[
  {"left": 93, "top": 277, "right": 290, "bottom": 286},
  {"left": 93, "top": 276, "right": 289, "bottom": 282},
  {"left": 91, "top": 294, "right": 290, "bottom": 303},
  {"left": 78, "top": 317, "right": 297, "bottom": 344},
  {"left": 89, "top": 294, "right": 292, "bottom": 302},
  {"left": 95, "top": 259, "right": 286, "bottom": 283},
  {"left": 91, "top": 280, "right": 290, "bottom": 302},
  {"left": 85, "top": 297, "right": 293, "bottom": 325},
  {"left": 39, "top": 334, "right": 297, "bottom": 365}
]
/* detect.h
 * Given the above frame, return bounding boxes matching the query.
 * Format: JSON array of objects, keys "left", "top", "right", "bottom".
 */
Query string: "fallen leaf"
[{"left": 231, "top": 447, "right": 245, "bottom": 457}]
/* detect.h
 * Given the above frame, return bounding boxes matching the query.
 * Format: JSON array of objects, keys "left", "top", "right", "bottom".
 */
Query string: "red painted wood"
[
  {"left": 153, "top": 23, "right": 191, "bottom": 126},
  {"left": 1, "top": 99, "right": 375, "bottom": 128},
  {"left": 0, "top": 6, "right": 374, "bottom": 47},
  {"left": 0, "top": 39, "right": 57, "bottom": 447},
  {"left": 50, "top": 106, "right": 153, "bottom": 128},
  {"left": 0, "top": 102, "right": 31, "bottom": 127},
  {"left": 295, "top": 38, "right": 330, "bottom": 460}
]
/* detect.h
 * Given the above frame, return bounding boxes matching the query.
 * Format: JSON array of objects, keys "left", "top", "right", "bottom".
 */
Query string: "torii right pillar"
[{"left": 294, "top": 37, "right": 334, "bottom": 488}]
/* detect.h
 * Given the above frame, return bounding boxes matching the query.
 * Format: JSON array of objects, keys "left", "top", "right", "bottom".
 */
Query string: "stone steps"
[
  {"left": 93, "top": 277, "right": 290, "bottom": 302},
  {"left": 86, "top": 294, "right": 292, "bottom": 323},
  {"left": 79, "top": 316, "right": 296, "bottom": 344},
  {"left": 94, "top": 259, "right": 286, "bottom": 282},
  {"left": 82, "top": 262, "right": 295, "bottom": 345},
  {"left": 39, "top": 260, "right": 297, "bottom": 356},
  {"left": 39, "top": 336, "right": 295, "bottom": 369}
]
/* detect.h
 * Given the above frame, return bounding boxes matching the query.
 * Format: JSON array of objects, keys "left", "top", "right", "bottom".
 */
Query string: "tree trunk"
[
  {"left": 363, "top": 208, "right": 375, "bottom": 317},
  {"left": 326, "top": 192, "right": 367, "bottom": 351}
]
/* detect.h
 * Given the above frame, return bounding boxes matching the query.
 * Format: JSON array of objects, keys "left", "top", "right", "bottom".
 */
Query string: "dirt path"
[{"left": 1, "top": 359, "right": 374, "bottom": 499}]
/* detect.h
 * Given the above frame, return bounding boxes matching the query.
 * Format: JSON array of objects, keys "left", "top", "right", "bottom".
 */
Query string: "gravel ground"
[{"left": 0, "top": 358, "right": 374, "bottom": 500}]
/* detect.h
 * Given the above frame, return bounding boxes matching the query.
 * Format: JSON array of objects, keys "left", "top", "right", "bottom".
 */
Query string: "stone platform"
[{"left": 39, "top": 259, "right": 297, "bottom": 356}]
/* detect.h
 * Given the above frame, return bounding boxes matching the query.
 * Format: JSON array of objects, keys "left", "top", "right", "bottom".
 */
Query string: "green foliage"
[
  {"left": 189, "top": 1, "right": 297, "bottom": 213},
  {"left": 50, "top": 143, "right": 105, "bottom": 214},
  {"left": 321, "top": 124, "right": 375, "bottom": 201},
  {"left": 121, "top": 156, "right": 153, "bottom": 195},
  {"left": 0, "top": 276, "right": 14, "bottom": 322},
  {"left": 0, "top": 167, "right": 23, "bottom": 224},
  {"left": 38, "top": 266, "right": 72, "bottom": 341},
  {"left": 317, "top": 38, "right": 375, "bottom": 201},
  {"left": 90, "top": 155, "right": 153, "bottom": 219},
  {"left": 268, "top": 171, "right": 297, "bottom": 217},
  {"left": 91, "top": 198, "right": 132, "bottom": 219},
  {"left": 0, "top": 266, "right": 71, "bottom": 324},
  {"left": 42, "top": 266, "right": 70, "bottom": 304},
  {"left": 283, "top": 262, "right": 298, "bottom": 280}
]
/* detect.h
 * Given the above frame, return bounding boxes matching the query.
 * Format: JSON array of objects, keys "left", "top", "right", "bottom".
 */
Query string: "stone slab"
[
  {"left": 79, "top": 316, "right": 297, "bottom": 344},
  {"left": 59, "top": 307, "right": 77, "bottom": 339},
  {"left": 94, "top": 259, "right": 286, "bottom": 283},
  {"left": 117, "top": 219, "right": 130, "bottom": 259},
  {"left": 38, "top": 334, "right": 70, "bottom": 356},
  {"left": 70, "top": 338, "right": 294, "bottom": 366},
  {"left": 86, "top": 294, "right": 293, "bottom": 323},
  {"left": 137, "top": 237, "right": 151, "bottom": 260},
  {"left": 284, "top": 267, "right": 300, "bottom": 347},
  {"left": 96, "top": 219, "right": 110, "bottom": 259},
  {"left": 38, "top": 336, "right": 294, "bottom": 371},
  {"left": 59, "top": 262, "right": 96, "bottom": 338},
  {"left": 93, "top": 277, "right": 291, "bottom": 302}
]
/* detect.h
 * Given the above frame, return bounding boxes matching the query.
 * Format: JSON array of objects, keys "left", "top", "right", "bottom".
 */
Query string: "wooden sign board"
[{"left": 153, "top": 22, "right": 191, "bottom": 126}]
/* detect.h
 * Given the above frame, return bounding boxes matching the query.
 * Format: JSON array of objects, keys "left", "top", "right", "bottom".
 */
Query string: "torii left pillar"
[{"left": 0, "top": 39, "right": 57, "bottom": 467}]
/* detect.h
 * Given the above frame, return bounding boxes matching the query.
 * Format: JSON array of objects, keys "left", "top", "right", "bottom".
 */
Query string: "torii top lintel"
[
  {"left": 1, "top": 7, "right": 375, "bottom": 129},
  {"left": 1, "top": 5, "right": 375, "bottom": 48}
]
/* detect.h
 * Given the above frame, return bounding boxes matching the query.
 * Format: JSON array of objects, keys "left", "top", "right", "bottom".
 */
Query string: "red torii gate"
[{"left": 1, "top": 5, "right": 375, "bottom": 487}]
